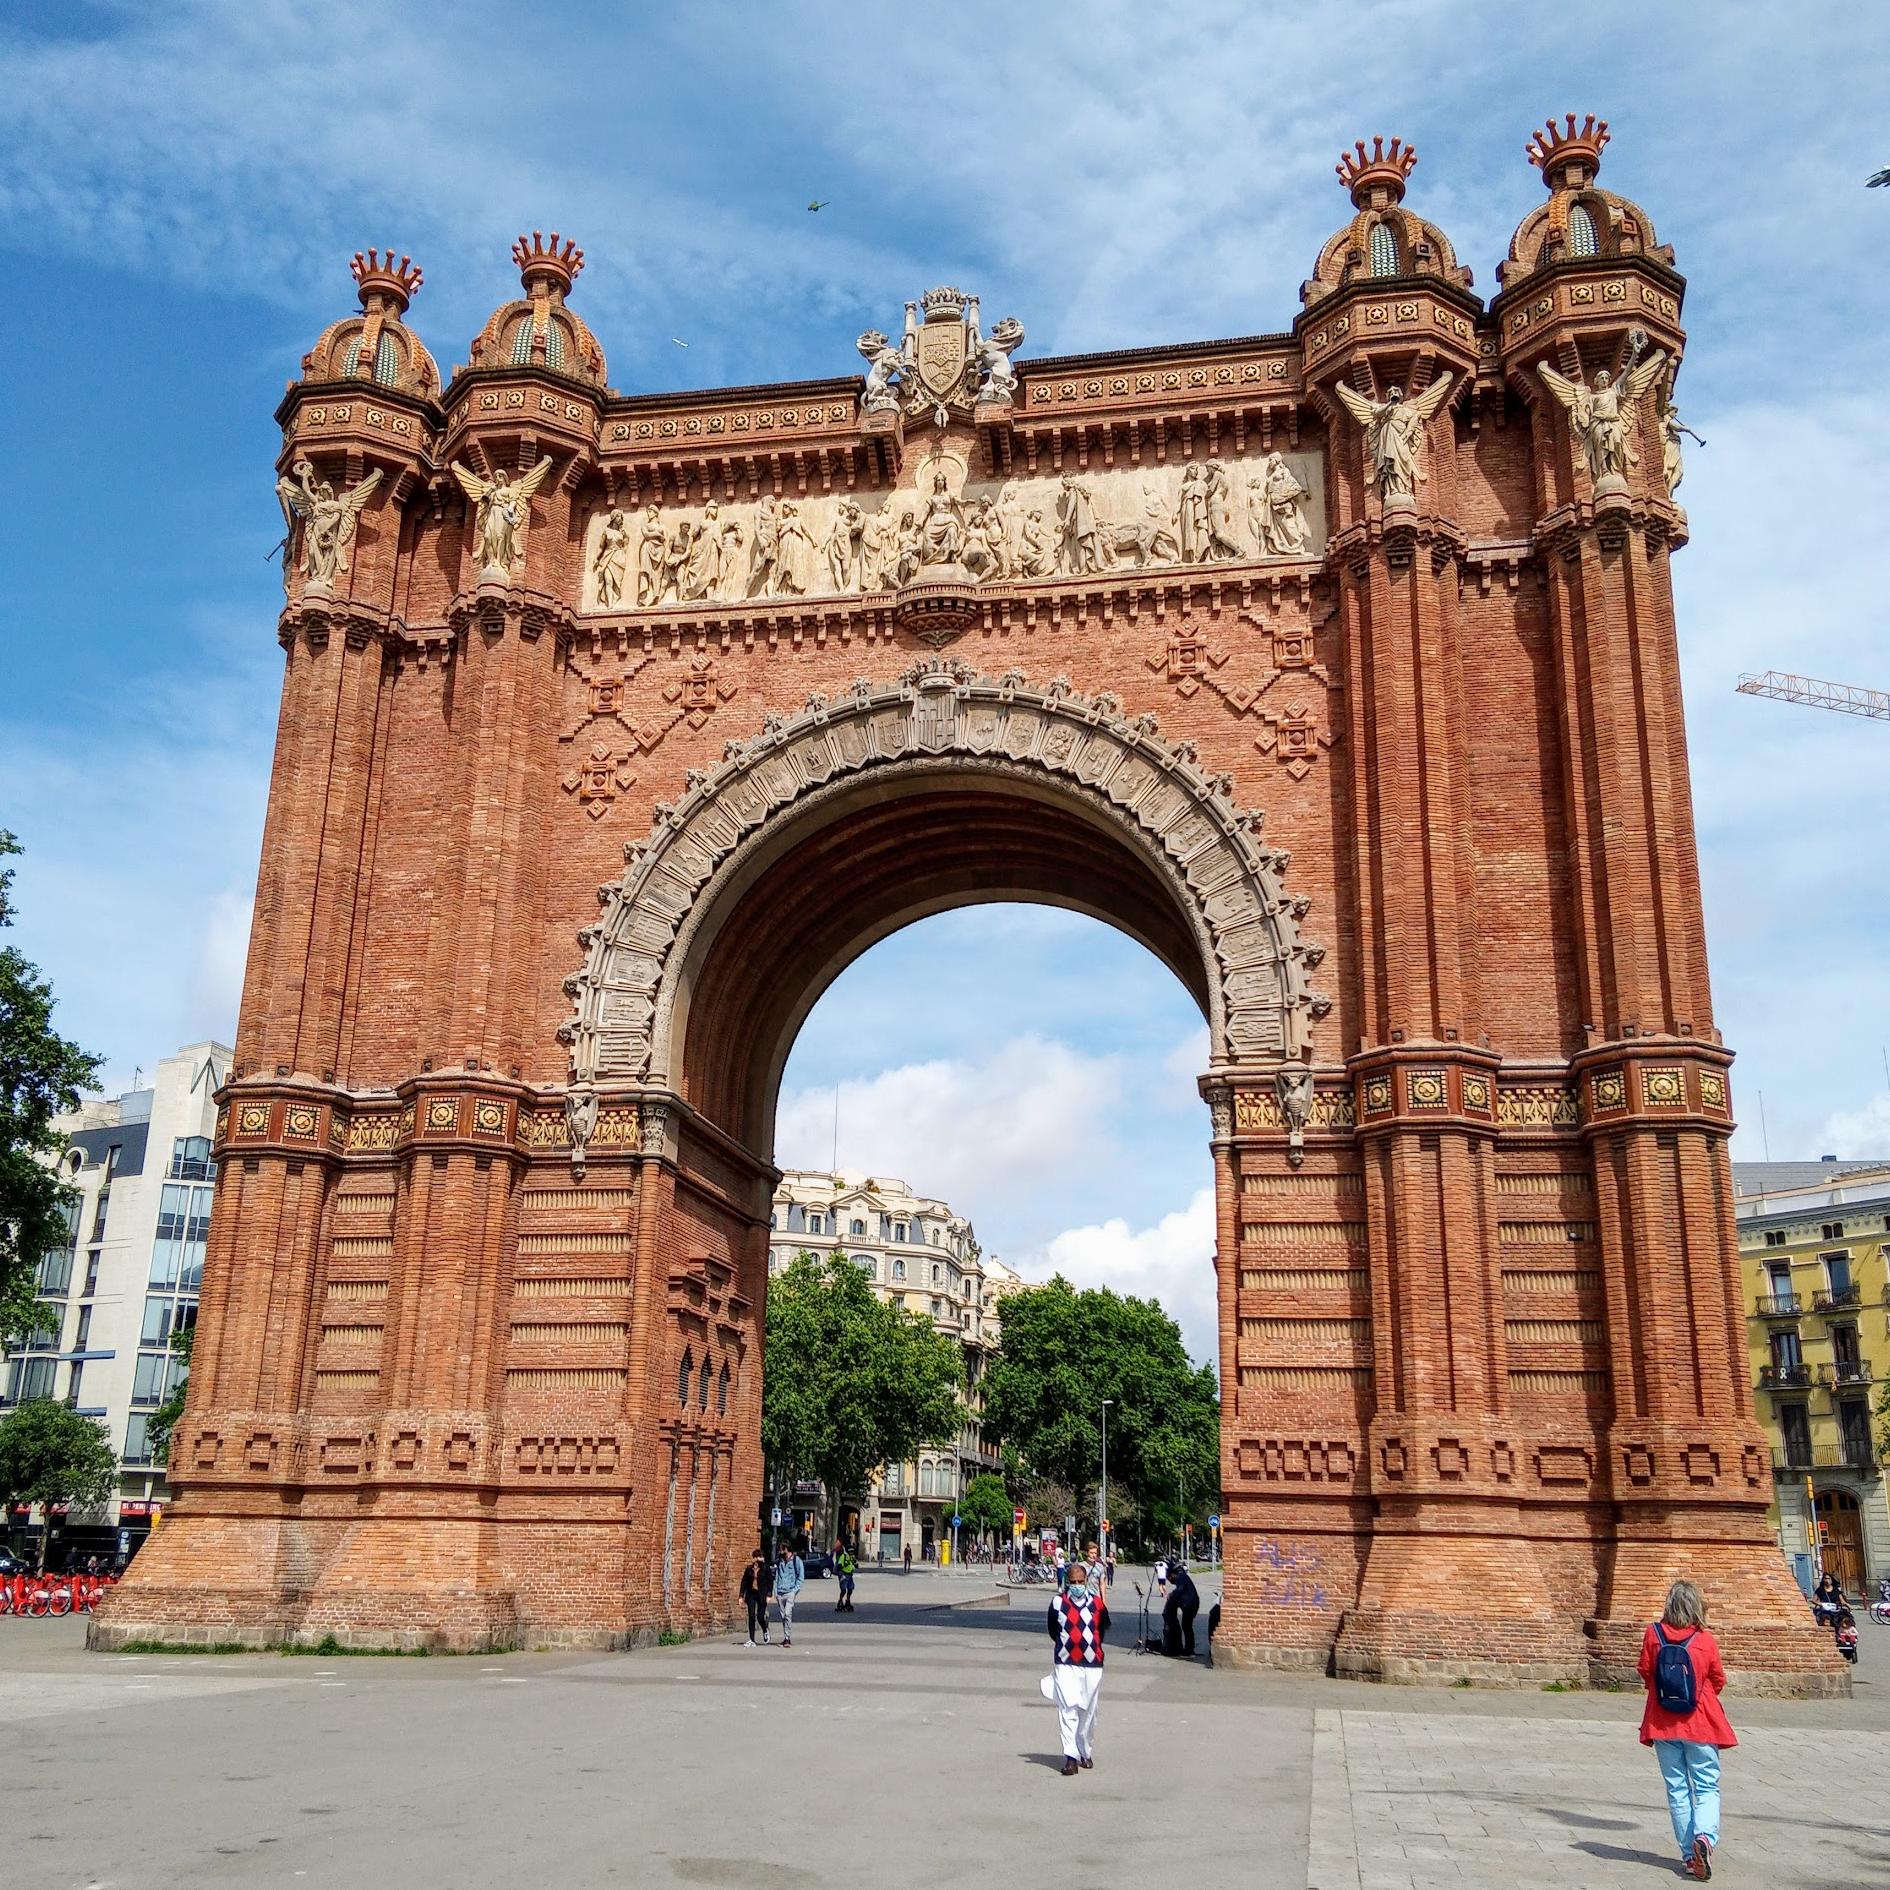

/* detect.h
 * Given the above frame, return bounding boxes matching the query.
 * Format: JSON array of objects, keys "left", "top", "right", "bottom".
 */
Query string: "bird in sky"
[{"left": 807, "top": 200, "right": 830, "bottom": 212}]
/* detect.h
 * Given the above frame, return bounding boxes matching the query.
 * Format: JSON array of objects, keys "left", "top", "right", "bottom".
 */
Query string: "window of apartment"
[
  {"left": 891, "top": 1260, "right": 905, "bottom": 1283},
  {"left": 1779, "top": 1401, "right": 1812, "bottom": 1465},
  {"left": 169, "top": 1134, "right": 215, "bottom": 1182},
  {"left": 73, "top": 1306, "right": 91, "bottom": 1351},
  {"left": 770, "top": 1209, "right": 781, "bottom": 1231},
  {"left": 1766, "top": 1263, "right": 1794, "bottom": 1308},
  {"left": 1826, "top": 1253, "right": 1855, "bottom": 1300},
  {"left": 132, "top": 1351, "right": 177, "bottom": 1406},
  {"left": 894, "top": 1222, "right": 910, "bottom": 1243},
  {"left": 83, "top": 1252, "right": 101, "bottom": 1296},
  {"left": 1770, "top": 1329, "right": 1803, "bottom": 1373},
  {"left": 37, "top": 1246, "right": 73, "bottom": 1294},
  {"left": 1762, "top": 1229, "right": 1787, "bottom": 1248},
  {"left": 123, "top": 1412, "right": 152, "bottom": 1467},
  {"left": 856, "top": 1255, "right": 876, "bottom": 1280},
  {"left": 931, "top": 1263, "right": 943, "bottom": 1286},
  {"left": 141, "top": 1297, "right": 178, "bottom": 1346},
  {"left": 1839, "top": 1398, "right": 1874, "bottom": 1465},
  {"left": 104, "top": 1143, "right": 123, "bottom": 1181},
  {"left": 5, "top": 1356, "right": 55, "bottom": 1404},
  {"left": 807, "top": 1214, "right": 824, "bottom": 1236},
  {"left": 930, "top": 1227, "right": 941, "bottom": 1245},
  {"left": 1833, "top": 1325, "right": 1863, "bottom": 1370},
  {"left": 931, "top": 1298, "right": 943, "bottom": 1318},
  {"left": 850, "top": 1219, "right": 865, "bottom": 1237},
  {"left": 65, "top": 1360, "right": 84, "bottom": 1407},
  {"left": 89, "top": 1190, "right": 110, "bottom": 1242},
  {"left": 1822, "top": 1222, "right": 1844, "bottom": 1241}
]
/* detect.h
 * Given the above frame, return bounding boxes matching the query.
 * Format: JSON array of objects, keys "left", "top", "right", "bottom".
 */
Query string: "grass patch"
[
  {"left": 115, "top": 1638, "right": 254, "bottom": 1655},
  {"left": 1541, "top": 1679, "right": 1574, "bottom": 1693},
  {"left": 657, "top": 1628, "right": 692, "bottom": 1647},
  {"left": 282, "top": 1635, "right": 432, "bottom": 1657}
]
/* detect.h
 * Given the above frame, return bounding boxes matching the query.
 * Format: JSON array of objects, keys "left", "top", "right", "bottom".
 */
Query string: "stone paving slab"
[{"left": 3, "top": 1594, "right": 1887, "bottom": 1888}]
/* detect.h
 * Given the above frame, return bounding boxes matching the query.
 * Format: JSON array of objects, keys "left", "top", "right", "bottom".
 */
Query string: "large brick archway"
[{"left": 98, "top": 128, "right": 1844, "bottom": 1687}]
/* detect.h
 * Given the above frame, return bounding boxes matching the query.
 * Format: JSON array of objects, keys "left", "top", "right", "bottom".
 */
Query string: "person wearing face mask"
[{"left": 1046, "top": 1559, "right": 1110, "bottom": 1776}]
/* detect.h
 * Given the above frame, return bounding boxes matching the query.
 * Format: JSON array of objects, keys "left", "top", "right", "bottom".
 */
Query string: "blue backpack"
[{"left": 1653, "top": 1624, "right": 1697, "bottom": 1715}]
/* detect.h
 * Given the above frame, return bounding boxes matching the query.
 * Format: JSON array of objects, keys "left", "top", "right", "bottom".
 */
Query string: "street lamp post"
[{"left": 1099, "top": 1399, "right": 1114, "bottom": 1568}]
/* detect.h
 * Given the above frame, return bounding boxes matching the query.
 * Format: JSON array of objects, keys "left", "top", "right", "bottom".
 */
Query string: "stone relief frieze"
[
  {"left": 561, "top": 661, "right": 1330, "bottom": 1085},
  {"left": 581, "top": 446, "right": 1326, "bottom": 614}
]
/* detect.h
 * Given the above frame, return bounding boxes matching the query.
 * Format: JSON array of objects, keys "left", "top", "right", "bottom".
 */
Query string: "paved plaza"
[{"left": 2, "top": 1569, "right": 1887, "bottom": 1889}]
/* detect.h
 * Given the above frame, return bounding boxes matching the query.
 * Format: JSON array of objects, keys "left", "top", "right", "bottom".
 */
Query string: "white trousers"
[{"left": 1053, "top": 1664, "right": 1102, "bottom": 1760}]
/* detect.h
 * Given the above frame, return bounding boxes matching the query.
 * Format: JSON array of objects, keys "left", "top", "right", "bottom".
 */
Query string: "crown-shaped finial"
[
  {"left": 351, "top": 248, "right": 424, "bottom": 312},
  {"left": 1526, "top": 114, "right": 1610, "bottom": 190},
  {"left": 513, "top": 230, "right": 585, "bottom": 296},
  {"left": 1336, "top": 136, "right": 1418, "bottom": 208}
]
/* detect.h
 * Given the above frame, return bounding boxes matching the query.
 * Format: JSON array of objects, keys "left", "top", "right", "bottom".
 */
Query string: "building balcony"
[
  {"left": 1754, "top": 1294, "right": 1803, "bottom": 1320},
  {"left": 1757, "top": 1363, "right": 1812, "bottom": 1391},
  {"left": 1813, "top": 1286, "right": 1863, "bottom": 1314},
  {"left": 1829, "top": 1359, "right": 1876, "bottom": 1388},
  {"left": 1774, "top": 1444, "right": 1883, "bottom": 1478}
]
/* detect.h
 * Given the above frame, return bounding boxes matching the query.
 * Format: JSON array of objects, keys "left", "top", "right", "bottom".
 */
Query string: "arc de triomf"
[{"left": 99, "top": 118, "right": 1841, "bottom": 1689}]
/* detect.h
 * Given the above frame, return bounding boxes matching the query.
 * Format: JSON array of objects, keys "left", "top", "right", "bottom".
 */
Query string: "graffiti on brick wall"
[{"left": 1253, "top": 1535, "right": 1329, "bottom": 1609}]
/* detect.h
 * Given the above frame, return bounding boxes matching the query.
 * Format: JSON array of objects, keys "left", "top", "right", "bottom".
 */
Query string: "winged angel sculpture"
[
  {"left": 451, "top": 457, "right": 556, "bottom": 578},
  {"left": 276, "top": 458, "right": 382, "bottom": 590},
  {"left": 1333, "top": 376, "right": 1455, "bottom": 506},
  {"left": 1537, "top": 341, "right": 1667, "bottom": 489}
]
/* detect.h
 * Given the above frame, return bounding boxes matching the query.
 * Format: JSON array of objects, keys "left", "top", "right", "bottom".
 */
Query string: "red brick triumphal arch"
[{"left": 98, "top": 119, "right": 1842, "bottom": 1689}]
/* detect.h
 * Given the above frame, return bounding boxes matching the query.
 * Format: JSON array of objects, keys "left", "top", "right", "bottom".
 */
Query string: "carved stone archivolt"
[{"left": 562, "top": 663, "right": 1328, "bottom": 1083}]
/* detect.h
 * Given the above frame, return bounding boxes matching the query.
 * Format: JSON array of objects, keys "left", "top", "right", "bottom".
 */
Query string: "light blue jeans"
[{"left": 1653, "top": 1739, "right": 1721, "bottom": 1859}]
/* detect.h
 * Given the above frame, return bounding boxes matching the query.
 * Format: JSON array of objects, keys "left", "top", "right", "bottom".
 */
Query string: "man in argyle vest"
[{"left": 1047, "top": 1559, "right": 1110, "bottom": 1775}]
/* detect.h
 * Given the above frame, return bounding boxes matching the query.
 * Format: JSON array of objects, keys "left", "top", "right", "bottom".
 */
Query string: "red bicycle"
[{"left": 0, "top": 1572, "right": 77, "bottom": 1616}]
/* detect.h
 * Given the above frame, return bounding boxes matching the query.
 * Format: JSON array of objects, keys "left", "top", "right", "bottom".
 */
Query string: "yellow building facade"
[{"left": 1736, "top": 1161, "right": 1890, "bottom": 1595}]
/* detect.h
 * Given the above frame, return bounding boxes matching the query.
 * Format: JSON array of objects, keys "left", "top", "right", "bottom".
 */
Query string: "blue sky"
[{"left": 2, "top": 1, "right": 1887, "bottom": 1365}]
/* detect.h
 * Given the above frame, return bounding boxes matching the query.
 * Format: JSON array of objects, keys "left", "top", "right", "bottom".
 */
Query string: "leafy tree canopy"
[
  {"left": 955, "top": 1470, "right": 1013, "bottom": 1539},
  {"left": 146, "top": 1322, "right": 196, "bottom": 1470},
  {"left": 0, "top": 831, "right": 102, "bottom": 1341},
  {"left": 0, "top": 1399, "right": 117, "bottom": 1521},
  {"left": 980, "top": 1276, "right": 1219, "bottom": 1533},
  {"left": 763, "top": 1251, "right": 965, "bottom": 1524}
]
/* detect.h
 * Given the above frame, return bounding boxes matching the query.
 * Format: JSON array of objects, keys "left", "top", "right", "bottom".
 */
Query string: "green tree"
[
  {"left": 981, "top": 1276, "right": 1220, "bottom": 1539},
  {"left": 0, "top": 1399, "right": 117, "bottom": 1567},
  {"left": 763, "top": 1251, "right": 964, "bottom": 1541},
  {"left": 0, "top": 831, "right": 102, "bottom": 1341},
  {"left": 145, "top": 1322, "right": 196, "bottom": 1469},
  {"left": 956, "top": 1470, "right": 1013, "bottom": 1544}
]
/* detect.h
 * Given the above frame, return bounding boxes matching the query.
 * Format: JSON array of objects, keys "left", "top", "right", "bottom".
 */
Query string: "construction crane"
[{"left": 1735, "top": 671, "right": 1890, "bottom": 721}]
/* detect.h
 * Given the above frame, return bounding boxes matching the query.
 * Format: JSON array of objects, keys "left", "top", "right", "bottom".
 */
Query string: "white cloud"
[
  {"left": 1017, "top": 1189, "right": 1220, "bottom": 1372},
  {"left": 1818, "top": 1095, "right": 1890, "bottom": 1162},
  {"left": 189, "top": 885, "right": 254, "bottom": 1043},
  {"left": 776, "top": 1035, "right": 1130, "bottom": 1224}
]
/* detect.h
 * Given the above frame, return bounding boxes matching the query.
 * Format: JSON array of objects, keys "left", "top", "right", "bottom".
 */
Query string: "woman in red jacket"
[{"left": 1637, "top": 1579, "right": 1738, "bottom": 1878}]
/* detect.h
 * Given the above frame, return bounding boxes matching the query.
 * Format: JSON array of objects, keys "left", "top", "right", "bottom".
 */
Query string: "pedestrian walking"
[
  {"left": 1047, "top": 1559, "right": 1109, "bottom": 1776},
  {"left": 1638, "top": 1578, "right": 1737, "bottom": 1879},
  {"left": 902, "top": 1544, "right": 912, "bottom": 1575},
  {"left": 835, "top": 1541, "right": 857, "bottom": 1613},
  {"left": 739, "top": 1547, "right": 772, "bottom": 1646},
  {"left": 773, "top": 1541, "right": 804, "bottom": 1646}
]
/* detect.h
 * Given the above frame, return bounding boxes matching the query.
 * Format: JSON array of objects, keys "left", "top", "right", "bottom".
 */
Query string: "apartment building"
[
  {"left": 1735, "top": 1158, "right": 1890, "bottom": 1593},
  {"left": 767, "top": 1169, "right": 1024, "bottom": 1562},
  {"left": 2, "top": 1042, "right": 228, "bottom": 1562}
]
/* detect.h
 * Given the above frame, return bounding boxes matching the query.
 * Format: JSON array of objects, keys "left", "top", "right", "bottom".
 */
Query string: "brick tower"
[{"left": 95, "top": 135, "right": 1842, "bottom": 1691}]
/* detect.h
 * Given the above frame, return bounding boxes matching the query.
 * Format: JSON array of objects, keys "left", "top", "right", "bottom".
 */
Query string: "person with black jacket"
[
  {"left": 1812, "top": 1569, "right": 1845, "bottom": 1627},
  {"left": 1162, "top": 1558, "right": 1201, "bottom": 1657},
  {"left": 739, "top": 1548, "right": 772, "bottom": 1646}
]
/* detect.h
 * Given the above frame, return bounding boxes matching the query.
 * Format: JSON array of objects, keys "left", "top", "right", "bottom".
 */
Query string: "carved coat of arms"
[{"left": 856, "top": 286, "right": 1025, "bottom": 425}]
